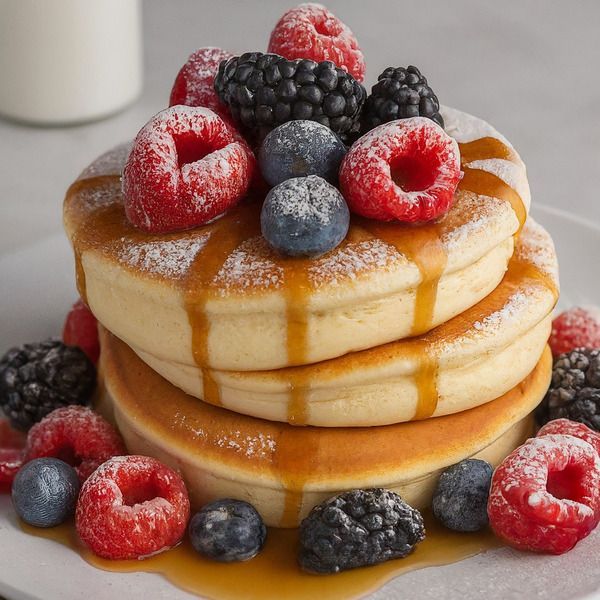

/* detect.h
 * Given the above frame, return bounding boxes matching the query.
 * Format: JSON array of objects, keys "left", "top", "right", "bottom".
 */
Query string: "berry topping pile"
[
  {"left": 363, "top": 66, "right": 444, "bottom": 131},
  {"left": 169, "top": 47, "right": 233, "bottom": 117},
  {"left": 25, "top": 406, "right": 125, "bottom": 482},
  {"left": 432, "top": 459, "right": 493, "bottom": 532},
  {"left": 0, "top": 340, "right": 96, "bottom": 431},
  {"left": 538, "top": 418, "right": 600, "bottom": 455},
  {"left": 122, "top": 105, "right": 255, "bottom": 233},
  {"left": 63, "top": 299, "right": 100, "bottom": 364},
  {"left": 12, "top": 458, "right": 80, "bottom": 527},
  {"left": 267, "top": 3, "right": 366, "bottom": 82},
  {"left": 258, "top": 120, "right": 346, "bottom": 186},
  {"left": 299, "top": 488, "right": 425, "bottom": 573},
  {"left": 340, "top": 118, "right": 461, "bottom": 222},
  {"left": 214, "top": 52, "right": 366, "bottom": 139},
  {"left": 537, "top": 348, "right": 600, "bottom": 431},
  {"left": 488, "top": 434, "right": 600, "bottom": 554},
  {"left": 76, "top": 455, "right": 190, "bottom": 560},
  {"left": 549, "top": 306, "right": 600, "bottom": 357},
  {"left": 261, "top": 175, "right": 349, "bottom": 257},
  {"left": 189, "top": 499, "right": 267, "bottom": 562}
]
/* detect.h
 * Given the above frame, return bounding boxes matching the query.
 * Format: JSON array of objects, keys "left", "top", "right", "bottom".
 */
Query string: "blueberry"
[
  {"left": 12, "top": 458, "right": 80, "bottom": 527},
  {"left": 188, "top": 499, "right": 266, "bottom": 562},
  {"left": 258, "top": 120, "right": 347, "bottom": 186},
  {"left": 261, "top": 175, "right": 350, "bottom": 257},
  {"left": 432, "top": 459, "right": 493, "bottom": 532}
]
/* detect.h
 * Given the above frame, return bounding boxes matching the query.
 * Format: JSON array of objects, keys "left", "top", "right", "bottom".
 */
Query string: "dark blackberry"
[
  {"left": 362, "top": 65, "right": 444, "bottom": 132},
  {"left": 214, "top": 52, "right": 366, "bottom": 140},
  {"left": 299, "top": 488, "right": 425, "bottom": 573},
  {"left": 0, "top": 340, "right": 96, "bottom": 431},
  {"left": 536, "top": 348, "right": 600, "bottom": 431}
]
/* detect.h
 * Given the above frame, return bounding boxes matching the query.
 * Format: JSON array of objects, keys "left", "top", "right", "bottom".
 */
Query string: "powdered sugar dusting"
[
  {"left": 517, "top": 219, "right": 559, "bottom": 284},
  {"left": 79, "top": 142, "right": 131, "bottom": 180},
  {"left": 118, "top": 234, "right": 211, "bottom": 278},
  {"left": 213, "top": 236, "right": 283, "bottom": 292},
  {"left": 473, "top": 291, "right": 528, "bottom": 332}
]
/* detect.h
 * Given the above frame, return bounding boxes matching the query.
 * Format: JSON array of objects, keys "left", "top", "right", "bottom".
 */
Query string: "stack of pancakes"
[{"left": 64, "top": 107, "right": 558, "bottom": 527}]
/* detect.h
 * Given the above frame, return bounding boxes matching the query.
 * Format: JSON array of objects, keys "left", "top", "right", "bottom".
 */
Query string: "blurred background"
[{"left": 1, "top": 0, "right": 599, "bottom": 255}]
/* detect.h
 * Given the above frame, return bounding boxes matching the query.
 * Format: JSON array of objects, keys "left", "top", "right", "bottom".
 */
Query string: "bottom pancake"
[{"left": 98, "top": 329, "right": 552, "bottom": 527}]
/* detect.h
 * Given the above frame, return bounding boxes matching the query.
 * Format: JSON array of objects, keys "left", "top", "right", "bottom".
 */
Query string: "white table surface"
[{"left": 1, "top": 0, "right": 599, "bottom": 257}]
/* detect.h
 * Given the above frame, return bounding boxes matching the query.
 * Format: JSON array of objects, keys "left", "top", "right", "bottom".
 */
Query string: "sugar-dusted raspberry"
[
  {"left": 538, "top": 418, "right": 600, "bottom": 456},
  {"left": 76, "top": 455, "right": 190, "bottom": 560},
  {"left": 488, "top": 434, "right": 600, "bottom": 554},
  {"left": 169, "top": 47, "right": 232, "bottom": 118},
  {"left": 549, "top": 307, "right": 600, "bottom": 356},
  {"left": 25, "top": 406, "right": 125, "bottom": 482},
  {"left": 62, "top": 299, "right": 100, "bottom": 364},
  {"left": 122, "top": 106, "right": 256, "bottom": 233},
  {"left": 0, "top": 419, "right": 26, "bottom": 485},
  {"left": 339, "top": 117, "right": 461, "bottom": 223},
  {"left": 268, "top": 3, "right": 365, "bottom": 82}
]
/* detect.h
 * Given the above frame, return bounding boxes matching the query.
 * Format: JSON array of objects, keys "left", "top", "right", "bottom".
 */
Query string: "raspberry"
[
  {"left": 25, "top": 406, "right": 125, "bottom": 482},
  {"left": 169, "top": 47, "right": 232, "bottom": 118},
  {"left": 0, "top": 419, "right": 26, "bottom": 486},
  {"left": 268, "top": 3, "right": 365, "bottom": 82},
  {"left": 122, "top": 106, "right": 256, "bottom": 233},
  {"left": 339, "top": 118, "right": 461, "bottom": 223},
  {"left": 76, "top": 455, "right": 190, "bottom": 560},
  {"left": 62, "top": 299, "right": 100, "bottom": 364},
  {"left": 549, "top": 307, "right": 600, "bottom": 356},
  {"left": 488, "top": 435, "right": 600, "bottom": 554},
  {"left": 537, "top": 418, "right": 600, "bottom": 456}
]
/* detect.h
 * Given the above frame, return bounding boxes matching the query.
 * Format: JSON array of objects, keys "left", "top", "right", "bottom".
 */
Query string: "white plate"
[{"left": 1, "top": 205, "right": 600, "bottom": 600}]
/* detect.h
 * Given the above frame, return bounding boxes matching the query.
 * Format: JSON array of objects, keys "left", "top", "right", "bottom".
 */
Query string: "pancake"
[
  {"left": 64, "top": 107, "right": 530, "bottom": 372},
  {"left": 132, "top": 219, "right": 558, "bottom": 426},
  {"left": 98, "top": 329, "right": 552, "bottom": 528}
]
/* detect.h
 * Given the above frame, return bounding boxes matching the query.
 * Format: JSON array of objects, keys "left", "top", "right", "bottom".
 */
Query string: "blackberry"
[
  {"left": 0, "top": 340, "right": 96, "bottom": 431},
  {"left": 299, "top": 488, "right": 425, "bottom": 573},
  {"left": 362, "top": 65, "right": 444, "bottom": 132},
  {"left": 214, "top": 52, "right": 366, "bottom": 140},
  {"left": 536, "top": 348, "right": 600, "bottom": 431}
]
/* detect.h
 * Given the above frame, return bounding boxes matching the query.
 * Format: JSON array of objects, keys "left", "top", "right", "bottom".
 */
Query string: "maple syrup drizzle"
[
  {"left": 458, "top": 137, "right": 527, "bottom": 233},
  {"left": 21, "top": 515, "right": 501, "bottom": 600},
  {"left": 183, "top": 202, "right": 261, "bottom": 405}
]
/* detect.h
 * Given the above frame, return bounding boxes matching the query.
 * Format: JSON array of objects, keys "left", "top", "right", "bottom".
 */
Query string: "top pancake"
[{"left": 64, "top": 107, "right": 530, "bottom": 371}]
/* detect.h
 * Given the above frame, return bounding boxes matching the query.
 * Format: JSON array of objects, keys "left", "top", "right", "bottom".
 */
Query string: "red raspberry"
[
  {"left": 339, "top": 118, "right": 461, "bottom": 223},
  {"left": 76, "top": 455, "right": 190, "bottom": 560},
  {"left": 122, "top": 105, "right": 256, "bottom": 233},
  {"left": 62, "top": 299, "right": 100, "bottom": 364},
  {"left": 0, "top": 419, "right": 26, "bottom": 486},
  {"left": 169, "top": 47, "right": 232, "bottom": 119},
  {"left": 538, "top": 418, "right": 600, "bottom": 456},
  {"left": 268, "top": 3, "right": 365, "bottom": 82},
  {"left": 25, "top": 406, "right": 125, "bottom": 482},
  {"left": 488, "top": 434, "right": 600, "bottom": 554},
  {"left": 549, "top": 306, "right": 600, "bottom": 356}
]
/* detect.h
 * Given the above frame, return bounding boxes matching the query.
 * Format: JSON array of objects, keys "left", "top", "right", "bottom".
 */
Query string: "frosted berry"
[
  {"left": 268, "top": 3, "right": 365, "bottom": 82},
  {"left": 189, "top": 499, "right": 266, "bottom": 562},
  {"left": 549, "top": 307, "right": 600, "bottom": 356},
  {"left": 0, "top": 419, "right": 26, "bottom": 486},
  {"left": 122, "top": 105, "right": 255, "bottom": 233},
  {"left": 76, "top": 455, "right": 190, "bottom": 560},
  {"left": 488, "top": 435, "right": 600, "bottom": 554},
  {"left": 537, "top": 418, "right": 600, "bottom": 456},
  {"left": 259, "top": 120, "right": 346, "bottom": 186},
  {"left": 432, "top": 459, "right": 493, "bottom": 532},
  {"left": 25, "top": 406, "right": 125, "bottom": 482},
  {"left": 169, "top": 47, "right": 232, "bottom": 118},
  {"left": 12, "top": 458, "right": 80, "bottom": 527},
  {"left": 261, "top": 175, "right": 349, "bottom": 257},
  {"left": 63, "top": 299, "right": 100, "bottom": 364},
  {"left": 339, "top": 117, "right": 461, "bottom": 223}
]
